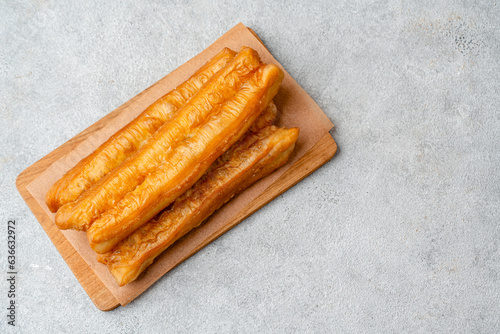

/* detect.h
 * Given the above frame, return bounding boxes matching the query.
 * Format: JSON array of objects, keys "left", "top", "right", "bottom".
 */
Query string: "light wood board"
[{"left": 16, "top": 26, "right": 337, "bottom": 311}]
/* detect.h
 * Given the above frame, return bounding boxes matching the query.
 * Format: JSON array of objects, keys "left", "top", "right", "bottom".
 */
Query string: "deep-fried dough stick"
[
  {"left": 250, "top": 100, "right": 277, "bottom": 133},
  {"left": 87, "top": 64, "right": 284, "bottom": 253},
  {"left": 98, "top": 125, "right": 299, "bottom": 286},
  {"left": 55, "top": 47, "right": 262, "bottom": 231},
  {"left": 45, "top": 48, "right": 237, "bottom": 213}
]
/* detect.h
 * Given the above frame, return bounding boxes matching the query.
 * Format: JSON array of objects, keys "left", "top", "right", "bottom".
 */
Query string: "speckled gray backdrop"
[{"left": 1, "top": 0, "right": 499, "bottom": 333}]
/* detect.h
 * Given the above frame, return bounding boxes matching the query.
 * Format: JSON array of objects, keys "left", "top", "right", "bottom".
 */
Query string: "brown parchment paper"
[{"left": 26, "top": 23, "right": 334, "bottom": 306}]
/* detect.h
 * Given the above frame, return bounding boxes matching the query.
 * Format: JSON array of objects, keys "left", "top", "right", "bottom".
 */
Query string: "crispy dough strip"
[
  {"left": 55, "top": 47, "right": 262, "bottom": 230},
  {"left": 250, "top": 100, "right": 277, "bottom": 133},
  {"left": 98, "top": 126, "right": 299, "bottom": 286},
  {"left": 45, "top": 48, "right": 237, "bottom": 213},
  {"left": 88, "top": 64, "right": 284, "bottom": 253}
]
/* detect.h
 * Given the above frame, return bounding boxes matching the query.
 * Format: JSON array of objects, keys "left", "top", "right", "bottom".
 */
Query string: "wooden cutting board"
[{"left": 16, "top": 25, "right": 337, "bottom": 311}]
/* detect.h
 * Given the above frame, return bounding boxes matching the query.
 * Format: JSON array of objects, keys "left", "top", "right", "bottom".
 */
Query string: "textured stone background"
[{"left": 1, "top": 0, "right": 499, "bottom": 333}]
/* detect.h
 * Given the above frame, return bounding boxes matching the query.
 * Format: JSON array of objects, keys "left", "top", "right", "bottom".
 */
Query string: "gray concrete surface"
[{"left": 1, "top": 0, "right": 499, "bottom": 333}]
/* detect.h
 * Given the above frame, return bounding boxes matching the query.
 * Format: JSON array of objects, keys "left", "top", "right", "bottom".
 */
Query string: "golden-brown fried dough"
[
  {"left": 250, "top": 100, "right": 277, "bottom": 132},
  {"left": 55, "top": 47, "right": 262, "bottom": 231},
  {"left": 98, "top": 125, "right": 299, "bottom": 286},
  {"left": 45, "top": 48, "right": 236, "bottom": 213},
  {"left": 87, "top": 63, "right": 284, "bottom": 253}
]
